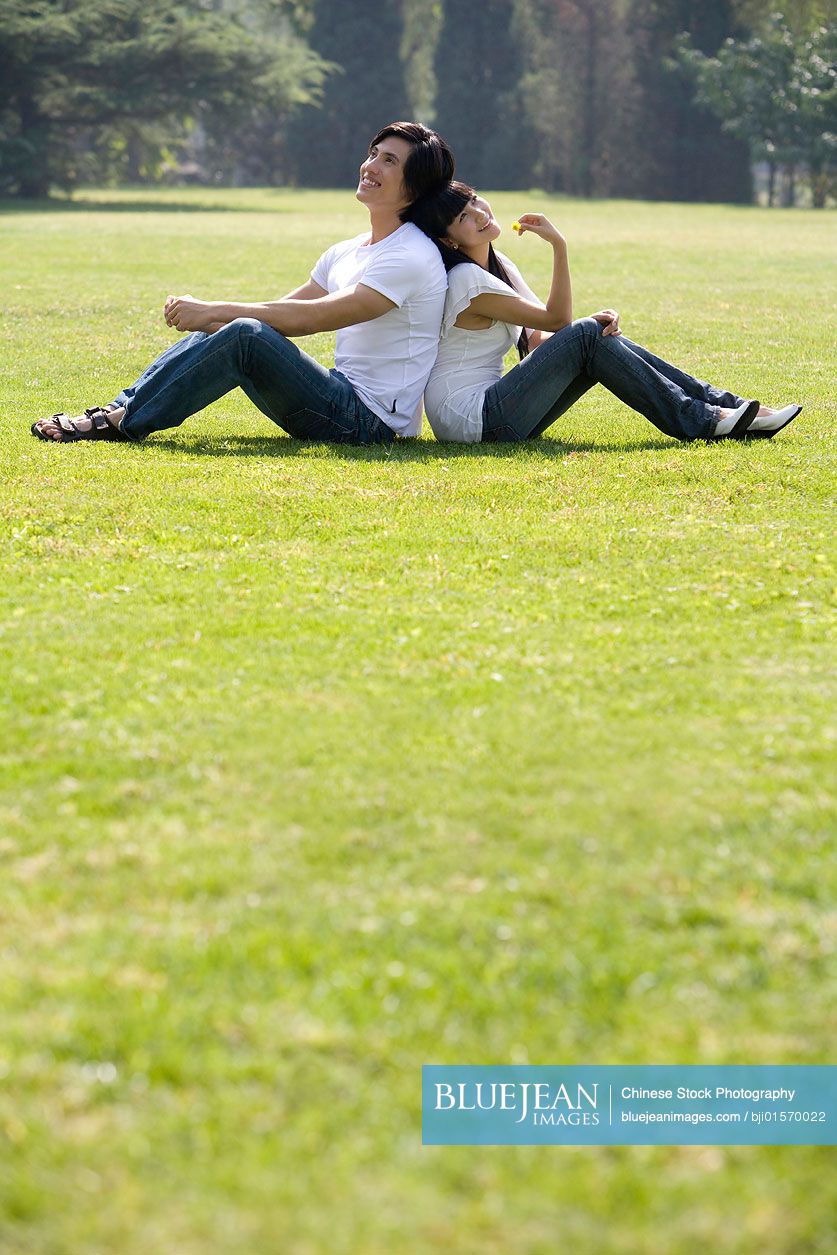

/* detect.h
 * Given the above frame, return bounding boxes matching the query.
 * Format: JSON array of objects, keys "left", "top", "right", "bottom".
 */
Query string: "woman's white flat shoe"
[
  {"left": 744, "top": 404, "right": 803, "bottom": 439},
  {"left": 714, "top": 399, "right": 760, "bottom": 439}
]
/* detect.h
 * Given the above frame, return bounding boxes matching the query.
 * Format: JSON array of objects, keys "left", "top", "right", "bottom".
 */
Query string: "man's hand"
[
  {"left": 165, "top": 294, "right": 220, "bottom": 333},
  {"left": 591, "top": 308, "right": 622, "bottom": 336}
]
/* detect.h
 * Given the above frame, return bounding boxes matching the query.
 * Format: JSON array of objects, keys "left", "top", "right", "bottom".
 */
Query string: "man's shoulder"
[
  {"left": 356, "top": 222, "right": 438, "bottom": 264},
  {"left": 389, "top": 222, "right": 444, "bottom": 262},
  {"left": 375, "top": 224, "right": 446, "bottom": 292},
  {"left": 323, "top": 231, "right": 369, "bottom": 260}
]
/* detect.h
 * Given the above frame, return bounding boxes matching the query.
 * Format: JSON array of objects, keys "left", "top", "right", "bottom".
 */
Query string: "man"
[{"left": 32, "top": 122, "right": 454, "bottom": 446}]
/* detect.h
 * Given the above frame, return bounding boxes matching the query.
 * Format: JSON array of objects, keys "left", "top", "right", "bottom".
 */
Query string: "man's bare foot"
[{"left": 33, "top": 405, "right": 126, "bottom": 442}]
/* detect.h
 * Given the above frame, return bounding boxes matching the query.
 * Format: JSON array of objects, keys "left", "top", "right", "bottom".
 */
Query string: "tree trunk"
[
  {"left": 16, "top": 91, "right": 52, "bottom": 198},
  {"left": 126, "top": 132, "right": 144, "bottom": 183},
  {"left": 581, "top": 9, "right": 598, "bottom": 198},
  {"left": 810, "top": 159, "right": 828, "bottom": 209},
  {"left": 767, "top": 161, "right": 776, "bottom": 207},
  {"left": 781, "top": 164, "right": 796, "bottom": 208}
]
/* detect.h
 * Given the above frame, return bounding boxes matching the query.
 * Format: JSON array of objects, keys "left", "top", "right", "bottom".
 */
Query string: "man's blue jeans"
[
  {"left": 113, "top": 318, "right": 394, "bottom": 445},
  {"left": 482, "top": 317, "right": 747, "bottom": 442}
]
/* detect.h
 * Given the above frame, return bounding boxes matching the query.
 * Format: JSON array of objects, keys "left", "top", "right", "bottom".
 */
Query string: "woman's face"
[{"left": 443, "top": 193, "right": 501, "bottom": 254}]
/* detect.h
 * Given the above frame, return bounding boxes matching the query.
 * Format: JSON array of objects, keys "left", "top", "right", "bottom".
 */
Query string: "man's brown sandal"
[{"left": 31, "top": 407, "right": 127, "bottom": 442}]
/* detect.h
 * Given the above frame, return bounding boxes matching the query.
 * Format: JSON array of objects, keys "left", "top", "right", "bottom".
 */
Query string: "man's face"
[{"left": 356, "top": 136, "right": 412, "bottom": 213}]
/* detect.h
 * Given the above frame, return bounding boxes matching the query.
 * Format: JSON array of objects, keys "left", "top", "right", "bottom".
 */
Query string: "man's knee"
[{"left": 226, "top": 316, "right": 264, "bottom": 337}]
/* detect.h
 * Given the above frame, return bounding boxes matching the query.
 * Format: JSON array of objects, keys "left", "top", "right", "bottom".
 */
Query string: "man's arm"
[
  {"left": 166, "top": 284, "right": 395, "bottom": 337},
  {"left": 164, "top": 277, "right": 327, "bottom": 330},
  {"left": 280, "top": 278, "right": 328, "bottom": 301}
]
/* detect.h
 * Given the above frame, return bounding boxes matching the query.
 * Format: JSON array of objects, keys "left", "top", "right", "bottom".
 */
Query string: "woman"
[{"left": 404, "top": 182, "right": 801, "bottom": 445}]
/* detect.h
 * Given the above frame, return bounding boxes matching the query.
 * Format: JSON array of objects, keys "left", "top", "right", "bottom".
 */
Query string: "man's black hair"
[{"left": 368, "top": 122, "right": 455, "bottom": 208}]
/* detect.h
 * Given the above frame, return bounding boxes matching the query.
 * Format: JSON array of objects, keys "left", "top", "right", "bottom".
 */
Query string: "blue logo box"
[{"left": 422, "top": 1066, "right": 837, "bottom": 1145}]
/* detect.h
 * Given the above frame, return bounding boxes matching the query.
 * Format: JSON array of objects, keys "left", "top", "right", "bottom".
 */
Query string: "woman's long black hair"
[{"left": 403, "top": 181, "right": 529, "bottom": 359}]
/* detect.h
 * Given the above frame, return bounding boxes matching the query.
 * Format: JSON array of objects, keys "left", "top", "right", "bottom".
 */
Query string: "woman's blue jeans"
[
  {"left": 482, "top": 317, "right": 747, "bottom": 442},
  {"left": 113, "top": 318, "right": 394, "bottom": 445}
]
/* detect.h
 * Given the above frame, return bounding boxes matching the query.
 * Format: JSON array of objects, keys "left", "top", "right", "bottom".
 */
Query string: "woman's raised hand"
[
  {"left": 513, "top": 214, "right": 566, "bottom": 247},
  {"left": 591, "top": 308, "right": 622, "bottom": 336}
]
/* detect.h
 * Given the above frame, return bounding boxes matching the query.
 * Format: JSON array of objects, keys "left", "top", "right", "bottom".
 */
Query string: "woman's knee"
[{"left": 576, "top": 316, "right": 603, "bottom": 339}]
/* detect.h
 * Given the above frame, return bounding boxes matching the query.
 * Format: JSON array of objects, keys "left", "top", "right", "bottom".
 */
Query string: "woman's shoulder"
[
  {"left": 447, "top": 259, "right": 487, "bottom": 281},
  {"left": 446, "top": 261, "right": 515, "bottom": 297},
  {"left": 441, "top": 261, "right": 520, "bottom": 338}
]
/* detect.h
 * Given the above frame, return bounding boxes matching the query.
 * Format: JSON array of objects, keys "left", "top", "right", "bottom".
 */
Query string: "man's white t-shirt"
[
  {"left": 423, "top": 255, "right": 540, "bottom": 443},
  {"left": 311, "top": 223, "right": 447, "bottom": 436}
]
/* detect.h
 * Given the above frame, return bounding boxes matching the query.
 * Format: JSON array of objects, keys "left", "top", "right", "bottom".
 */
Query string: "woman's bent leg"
[
  {"left": 484, "top": 319, "right": 727, "bottom": 443},
  {"left": 526, "top": 375, "right": 597, "bottom": 439},
  {"left": 483, "top": 323, "right": 594, "bottom": 441},
  {"left": 118, "top": 319, "right": 389, "bottom": 445},
  {"left": 619, "top": 338, "right": 746, "bottom": 410},
  {"left": 585, "top": 328, "right": 732, "bottom": 439}
]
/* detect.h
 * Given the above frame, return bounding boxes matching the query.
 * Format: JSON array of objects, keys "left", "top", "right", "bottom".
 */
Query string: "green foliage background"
[{"left": 0, "top": 1, "right": 833, "bottom": 202}]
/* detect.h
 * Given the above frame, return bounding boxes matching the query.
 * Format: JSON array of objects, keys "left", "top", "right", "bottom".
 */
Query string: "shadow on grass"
[{"left": 150, "top": 434, "right": 670, "bottom": 460}]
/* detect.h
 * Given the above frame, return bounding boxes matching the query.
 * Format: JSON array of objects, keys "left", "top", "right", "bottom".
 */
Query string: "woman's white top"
[{"left": 423, "top": 254, "right": 541, "bottom": 442}]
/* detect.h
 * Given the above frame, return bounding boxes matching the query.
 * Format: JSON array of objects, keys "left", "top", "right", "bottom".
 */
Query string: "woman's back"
[{"left": 424, "top": 255, "right": 536, "bottom": 443}]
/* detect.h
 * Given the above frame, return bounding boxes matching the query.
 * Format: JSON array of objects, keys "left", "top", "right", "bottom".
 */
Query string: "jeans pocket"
[
  {"left": 363, "top": 415, "right": 395, "bottom": 445},
  {"left": 482, "top": 424, "right": 525, "bottom": 444},
  {"left": 283, "top": 408, "right": 356, "bottom": 442}
]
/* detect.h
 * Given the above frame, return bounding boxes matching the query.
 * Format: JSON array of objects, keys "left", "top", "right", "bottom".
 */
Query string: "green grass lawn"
[{"left": 1, "top": 187, "right": 835, "bottom": 1254}]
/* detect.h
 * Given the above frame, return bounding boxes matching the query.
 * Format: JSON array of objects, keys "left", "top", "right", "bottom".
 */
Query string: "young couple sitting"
[{"left": 32, "top": 121, "right": 800, "bottom": 449}]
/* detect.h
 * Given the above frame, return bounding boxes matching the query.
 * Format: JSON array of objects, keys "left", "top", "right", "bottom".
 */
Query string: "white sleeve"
[
  {"left": 359, "top": 245, "right": 430, "bottom": 308},
  {"left": 310, "top": 243, "right": 336, "bottom": 291},
  {"left": 442, "top": 263, "right": 518, "bottom": 336}
]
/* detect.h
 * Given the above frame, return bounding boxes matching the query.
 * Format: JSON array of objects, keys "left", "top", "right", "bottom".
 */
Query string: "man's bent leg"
[
  {"left": 120, "top": 319, "right": 388, "bottom": 445},
  {"left": 111, "top": 333, "right": 211, "bottom": 411}
]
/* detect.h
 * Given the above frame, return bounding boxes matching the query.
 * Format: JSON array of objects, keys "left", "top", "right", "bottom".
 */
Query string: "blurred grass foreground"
[{"left": 1, "top": 188, "right": 835, "bottom": 1254}]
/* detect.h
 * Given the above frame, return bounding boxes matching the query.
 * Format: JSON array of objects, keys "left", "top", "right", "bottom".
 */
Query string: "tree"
[
  {"left": 625, "top": 0, "right": 753, "bottom": 203},
  {"left": 0, "top": 0, "right": 328, "bottom": 197},
  {"left": 401, "top": 0, "right": 444, "bottom": 121},
  {"left": 433, "top": 0, "right": 533, "bottom": 189},
  {"left": 676, "top": 12, "right": 836, "bottom": 207},
  {"left": 286, "top": 0, "right": 410, "bottom": 188},
  {"left": 514, "top": 0, "right": 638, "bottom": 197}
]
